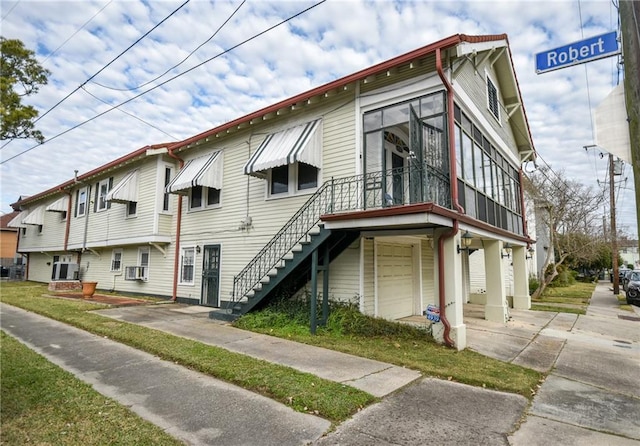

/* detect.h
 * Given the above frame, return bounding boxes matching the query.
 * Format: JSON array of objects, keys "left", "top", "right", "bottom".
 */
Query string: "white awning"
[
  {"left": 46, "top": 196, "right": 69, "bottom": 212},
  {"left": 243, "top": 119, "right": 322, "bottom": 178},
  {"left": 107, "top": 170, "right": 139, "bottom": 203},
  {"left": 22, "top": 206, "right": 45, "bottom": 225},
  {"left": 166, "top": 151, "right": 223, "bottom": 195},
  {"left": 7, "top": 211, "right": 28, "bottom": 228}
]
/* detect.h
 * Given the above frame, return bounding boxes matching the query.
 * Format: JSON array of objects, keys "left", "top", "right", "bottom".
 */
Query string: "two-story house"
[{"left": 10, "top": 34, "right": 536, "bottom": 350}]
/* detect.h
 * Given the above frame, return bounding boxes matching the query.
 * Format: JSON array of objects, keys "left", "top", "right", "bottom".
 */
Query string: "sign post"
[{"left": 535, "top": 31, "right": 619, "bottom": 74}]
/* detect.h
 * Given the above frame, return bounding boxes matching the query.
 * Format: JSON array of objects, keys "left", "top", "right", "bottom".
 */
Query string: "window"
[
  {"left": 96, "top": 178, "right": 113, "bottom": 212},
  {"left": 127, "top": 201, "right": 137, "bottom": 217},
  {"left": 76, "top": 188, "right": 88, "bottom": 217},
  {"left": 138, "top": 247, "right": 150, "bottom": 281},
  {"left": 268, "top": 163, "right": 318, "bottom": 196},
  {"left": 60, "top": 211, "right": 67, "bottom": 221},
  {"left": 270, "top": 165, "right": 289, "bottom": 195},
  {"left": 37, "top": 225, "right": 43, "bottom": 234},
  {"left": 111, "top": 249, "right": 122, "bottom": 272},
  {"left": 179, "top": 247, "right": 195, "bottom": 284},
  {"left": 163, "top": 167, "right": 171, "bottom": 211},
  {"left": 189, "top": 186, "right": 221, "bottom": 210},
  {"left": 487, "top": 76, "right": 500, "bottom": 121},
  {"left": 297, "top": 163, "right": 318, "bottom": 190}
]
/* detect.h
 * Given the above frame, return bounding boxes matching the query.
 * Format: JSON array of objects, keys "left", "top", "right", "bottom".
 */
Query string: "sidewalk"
[
  {"left": 1, "top": 303, "right": 332, "bottom": 445},
  {"left": 93, "top": 304, "right": 421, "bottom": 397},
  {"left": 509, "top": 281, "right": 640, "bottom": 445}
]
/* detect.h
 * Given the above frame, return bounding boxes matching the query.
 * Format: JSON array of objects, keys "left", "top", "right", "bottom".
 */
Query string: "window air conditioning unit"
[
  {"left": 51, "top": 262, "right": 79, "bottom": 281},
  {"left": 125, "top": 266, "right": 147, "bottom": 281}
]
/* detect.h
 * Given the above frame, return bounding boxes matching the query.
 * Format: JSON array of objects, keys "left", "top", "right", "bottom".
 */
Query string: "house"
[
  {"left": 10, "top": 34, "right": 536, "bottom": 350},
  {"left": 1, "top": 211, "right": 23, "bottom": 278}
]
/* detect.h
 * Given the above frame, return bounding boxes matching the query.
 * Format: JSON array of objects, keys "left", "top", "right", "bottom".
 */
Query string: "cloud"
[{"left": 0, "top": 0, "right": 635, "bottom": 237}]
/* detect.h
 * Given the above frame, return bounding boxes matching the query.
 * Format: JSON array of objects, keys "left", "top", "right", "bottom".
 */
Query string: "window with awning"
[
  {"left": 22, "top": 206, "right": 45, "bottom": 225},
  {"left": 243, "top": 119, "right": 322, "bottom": 178},
  {"left": 166, "top": 151, "right": 223, "bottom": 195},
  {"left": 107, "top": 170, "right": 139, "bottom": 203},
  {"left": 46, "top": 196, "right": 69, "bottom": 212}
]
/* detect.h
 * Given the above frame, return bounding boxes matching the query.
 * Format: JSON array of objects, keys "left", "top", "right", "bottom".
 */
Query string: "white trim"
[
  {"left": 358, "top": 72, "right": 443, "bottom": 112},
  {"left": 178, "top": 245, "right": 196, "bottom": 286}
]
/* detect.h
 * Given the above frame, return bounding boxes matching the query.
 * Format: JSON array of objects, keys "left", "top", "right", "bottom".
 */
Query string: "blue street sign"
[{"left": 535, "top": 31, "right": 619, "bottom": 74}]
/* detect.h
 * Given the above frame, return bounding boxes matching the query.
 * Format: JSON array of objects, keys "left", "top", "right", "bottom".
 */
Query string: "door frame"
[{"left": 201, "top": 244, "right": 221, "bottom": 307}]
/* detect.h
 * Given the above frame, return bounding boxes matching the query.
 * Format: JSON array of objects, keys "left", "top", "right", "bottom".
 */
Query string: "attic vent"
[{"left": 487, "top": 77, "right": 500, "bottom": 122}]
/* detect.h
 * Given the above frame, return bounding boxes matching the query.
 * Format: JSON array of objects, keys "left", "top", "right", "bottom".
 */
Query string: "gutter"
[
  {"left": 167, "top": 148, "right": 184, "bottom": 301},
  {"left": 436, "top": 47, "right": 465, "bottom": 347}
]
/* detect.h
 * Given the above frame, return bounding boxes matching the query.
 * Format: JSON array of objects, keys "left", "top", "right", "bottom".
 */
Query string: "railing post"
[
  {"left": 330, "top": 176, "right": 335, "bottom": 214},
  {"left": 310, "top": 248, "right": 318, "bottom": 334}
]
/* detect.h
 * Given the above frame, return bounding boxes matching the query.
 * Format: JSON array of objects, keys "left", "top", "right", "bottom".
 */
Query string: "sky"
[{"left": 0, "top": 0, "right": 637, "bottom": 238}]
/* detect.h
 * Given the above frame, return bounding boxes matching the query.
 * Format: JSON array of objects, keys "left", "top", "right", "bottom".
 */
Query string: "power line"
[
  {"left": 0, "top": 0, "right": 21, "bottom": 22},
  {"left": 80, "top": 86, "right": 180, "bottom": 141},
  {"left": 0, "top": 0, "right": 190, "bottom": 151},
  {"left": 41, "top": 1, "right": 114, "bottom": 65},
  {"left": 91, "top": 0, "right": 246, "bottom": 92},
  {"left": 0, "top": 0, "right": 327, "bottom": 166}
]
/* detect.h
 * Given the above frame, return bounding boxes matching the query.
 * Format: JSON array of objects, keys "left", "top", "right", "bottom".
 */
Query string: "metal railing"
[{"left": 231, "top": 163, "right": 450, "bottom": 304}]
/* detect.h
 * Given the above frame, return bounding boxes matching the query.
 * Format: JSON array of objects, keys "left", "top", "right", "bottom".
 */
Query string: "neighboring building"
[
  {"left": 620, "top": 240, "right": 640, "bottom": 269},
  {"left": 9, "top": 34, "right": 536, "bottom": 350},
  {"left": 1, "top": 211, "right": 20, "bottom": 269}
]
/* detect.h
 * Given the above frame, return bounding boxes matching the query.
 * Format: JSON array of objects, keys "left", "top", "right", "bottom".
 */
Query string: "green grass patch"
[
  {"left": 236, "top": 299, "right": 543, "bottom": 399},
  {"left": 1, "top": 331, "right": 184, "bottom": 446},
  {"left": 0, "top": 282, "right": 375, "bottom": 423},
  {"left": 531, "top": 281, "right": 594, "bottom": 314}
]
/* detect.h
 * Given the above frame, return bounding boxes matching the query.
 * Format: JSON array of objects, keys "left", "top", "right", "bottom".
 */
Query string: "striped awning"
[
  {"left": 22, "top": 206, "right": 45, "bottom": 225},
  {"left": 107, "top": 170, "right": 139, "bottom": 203},
  {"left": 166, "top": 151, "right": 223, "bottom": 195},
  {"left": 46, "top": 196, "right": 69, "bottom": 212},
  {"left": 243, "top": 119, "right": 322, "bottom": 178},
  {"left": 7, "top": 211, "right": 28, "bottom": 228}
]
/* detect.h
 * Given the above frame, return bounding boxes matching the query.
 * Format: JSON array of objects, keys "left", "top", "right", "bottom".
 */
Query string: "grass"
[
  {"left": 0, "top": 282, "right": 375, "bottom": 426},
  {"left": 531, "top": 281, "right": 595, "bottom": 315},
  {"left": 235, "top": 298, "right": 544, "bottom": 399},
  {"left": 1, "top": 331, "right": 184, "bottom": 446}
]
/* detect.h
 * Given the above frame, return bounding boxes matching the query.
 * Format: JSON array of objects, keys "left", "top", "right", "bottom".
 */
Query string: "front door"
[{"left": 202, "top": 245, "right": 220, "bottom": 307}]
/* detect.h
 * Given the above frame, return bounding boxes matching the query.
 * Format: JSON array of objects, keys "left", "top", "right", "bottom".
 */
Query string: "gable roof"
[{"left": 13, "top": 34, "right": 535, "bottom": 208}]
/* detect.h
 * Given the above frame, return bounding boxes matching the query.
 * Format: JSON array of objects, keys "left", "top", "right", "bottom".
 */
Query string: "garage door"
[{"left": 377, "top": 243, "right": 414, "bottom": 320}]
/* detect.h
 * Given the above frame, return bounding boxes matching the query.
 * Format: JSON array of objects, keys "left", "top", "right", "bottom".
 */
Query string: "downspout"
[
  {"left": 167, "top": 148, "right": 184, "bottom": 301},
  {"left": 60, "top": 187, "right": 72, "bottom": 251},
  {"left": 436, "top": 47, "right": 465, "bottom": 347}
]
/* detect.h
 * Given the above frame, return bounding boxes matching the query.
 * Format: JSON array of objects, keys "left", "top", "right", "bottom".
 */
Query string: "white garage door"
[{"left": 377, "top": 243, "right": 414, "bottom": 320}]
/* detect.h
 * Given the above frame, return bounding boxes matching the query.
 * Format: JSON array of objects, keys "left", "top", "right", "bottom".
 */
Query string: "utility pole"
[{"left": 610, "top": 153, "right": 620, "bottom": 295}]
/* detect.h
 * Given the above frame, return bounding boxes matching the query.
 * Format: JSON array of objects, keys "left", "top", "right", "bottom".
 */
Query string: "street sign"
[{"left": 535, "top": 31, "right": 619, "bottom": 74}]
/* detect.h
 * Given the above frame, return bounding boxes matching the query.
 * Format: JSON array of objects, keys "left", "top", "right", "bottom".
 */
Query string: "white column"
[
  {"left": 431, "top": 229, "right": 467, "bottom": 350},
  {"left": 483, "top": 240, "right": 509, "bottom": 323},
  {"left": 511, "top": 245, "right": 531, "bottom": 309}
]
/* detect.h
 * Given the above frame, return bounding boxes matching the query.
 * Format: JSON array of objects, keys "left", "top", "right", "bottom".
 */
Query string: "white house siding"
[
  {"left": 362, "top": 237, "right": 375, "bottom": 315},
  {"left": 16, "top": 198, "right": 67, "bottom": 252},
  {"left": 420, "top": 240, "right": 435, "bottom": 310},
  {"left": 454, "top": 60, "right": 519, "bottom": 160},
  {"left": 26, "top": 252, "right": 53, "bottom": 282},
  {"left": 173, "top": 94, "right": 359, "bottom": 303},
  {"left": 468, "top": 250, "right": 514, "bottom": 304}
]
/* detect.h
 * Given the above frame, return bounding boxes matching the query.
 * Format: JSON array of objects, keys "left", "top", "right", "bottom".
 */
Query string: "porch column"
[
  {"left": 511, "top": 245, "right": 531, "bottom": 309},
  {"left": 432, "top": 229, "right": 467, "bottom": 350},
  {"left": 484, "top": 240, "right": 509, "bottom": 323}
]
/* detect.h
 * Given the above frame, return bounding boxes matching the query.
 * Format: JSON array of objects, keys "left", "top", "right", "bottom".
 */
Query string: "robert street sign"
[{"left": 535, "top": 31, "right": 619, "bottom": 74}]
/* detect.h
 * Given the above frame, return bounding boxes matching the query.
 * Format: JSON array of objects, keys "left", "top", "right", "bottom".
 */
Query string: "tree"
[
  {"left": 1, "top": 37, "right": 50, "bottom": 143},
  {"left": 526, "top": 167, "right": 605, "bottom": 298}
]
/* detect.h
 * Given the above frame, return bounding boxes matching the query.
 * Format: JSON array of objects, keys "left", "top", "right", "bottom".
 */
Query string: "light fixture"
[
  {"left": 526, "top": 247, "right": 535, "bottom": 259},
  {"left": 501, "top": 242, "right": 512, "bottom": 259},
  {"left": 195, "top": 245, "right": 201, "bottom": 254},
  {"left": 457, "top": 231, "right": 473, "bottom": 254}
]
